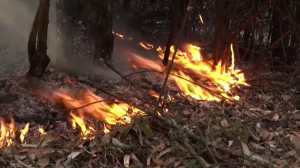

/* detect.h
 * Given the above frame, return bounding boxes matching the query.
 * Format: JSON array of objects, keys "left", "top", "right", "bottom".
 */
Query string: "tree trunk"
[
  {"left": 90, "top": 0, "right": 114, "bottom": 64},
  {"left": 26, "top": 0, "right": 51, "bottom": 79},
  {"left": 162, "top": 0, "right": 180, "bottom": 66}
]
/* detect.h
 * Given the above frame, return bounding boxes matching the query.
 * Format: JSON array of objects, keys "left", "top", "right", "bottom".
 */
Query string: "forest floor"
[{"left": 0, "top": 52, "right": 299, "bottom": 168}]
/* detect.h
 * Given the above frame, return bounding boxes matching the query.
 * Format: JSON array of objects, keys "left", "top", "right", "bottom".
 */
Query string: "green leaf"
[{"left": 139, "top": 119, "right": 153, "bottom": 138}]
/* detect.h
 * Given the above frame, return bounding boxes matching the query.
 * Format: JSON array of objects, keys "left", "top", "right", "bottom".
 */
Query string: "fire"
[
  {"left": 70, "top": 113, "right": 95, "bottom": 140},
  {"left": 103, "top": 124, "right": 110, "bottom": 134},
  {"left": 129, "top": 42, "right": 248, "bottom": 101},
  {"left": 0, "top": 118, "right": 30, "bottom": 148},
  {"left": 39, "top": 126, "right": 46, "bottom": 135},
  {"left": 139, "top": 42, "right": 154, "bottom": 50},
  {"left": 39, "top": 87, "right": 145, "bottom": 138}
]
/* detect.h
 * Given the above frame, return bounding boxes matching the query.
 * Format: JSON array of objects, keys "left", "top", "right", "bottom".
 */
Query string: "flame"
[
  {"left": 103, "top": 124, "right": 110, "bottom": 134},
  {"left": 39, "top": 126, "right": 46, "bottom": 135},
  {"left": 199, "top": 15, "right": 204, "bottom": 24},
  {"left": 70, "top": 113, "right": 95, "bottom": 140},
  {"left": 139, "top": 42, "right": 154, "bottom": 50},
  {"left": 36, "top": 86, "right": 145, "bottom": 138},
  {"left": 0, "top": 117, "right": 31, "bottom": 148},
  {"left": 130, "top": 43, "right": 248, "bottom": 101},
  {"left": 20, "top": 123, "right": 29, "bottom": 143}
]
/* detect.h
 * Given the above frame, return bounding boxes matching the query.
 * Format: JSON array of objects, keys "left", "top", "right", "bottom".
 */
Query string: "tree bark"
[{"left": 26, "top": 0, "right": 51, "bottom": 79}]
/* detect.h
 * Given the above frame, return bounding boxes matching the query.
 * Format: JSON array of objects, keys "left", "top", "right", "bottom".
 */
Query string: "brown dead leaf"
[
  {"left": 112, "top": 138, "right": 131, "bottom": 148},
  {"left": 26, "top": 147, "right": 54, "bottom": 159},
  {"left": 174, "top": 161, "right": 182, "bottom": 167},
  {"left": 250, "top": 142, "right": 265, "bottom": 150},
  {"left": 130, "top": 154, "right": 143, "bottom": 167},
  {"left": 220, "top": 118, "right": 229, "bottom": 127},
  {"left": 290, "top": 135, "right": 300, "bottom": 150},
  {"left": 54, "top": 158, "right": 66, "bottom": 168},
  {"left": 37, "top": 157, "right": 50, "bottom": 168},
  {"left": 152, "top": 158, "right": 164, "bottom": 165},
  {"left": 157, "top": 147, "right": 171, "bottom": 159},
  {"left": 272, "top": 113, "right": 279, "bottom": 121},
  {"left": 39, "top": 134, "right": 55, "bottom": 147},
  {"left": 228, "top": 140, "right": 233, "bottom": 149},
  {"left": 147, "top": 155, "right": 152, "bottom": 166},
  {"left": 151, "top": 142, "right": 166, "bottom": 153},
  {"left": 162, "top": 157, "right": 176, "bottom": 166},
  {"left": 292, "top": 113, "right": 300, "bottom": 120}
]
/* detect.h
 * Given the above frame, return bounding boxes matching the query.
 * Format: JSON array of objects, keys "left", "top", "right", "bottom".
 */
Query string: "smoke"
[
  {"left": 0, "top": 0, "right": 123, "bottom": 80},
  {"left": 0, "top": 1, "right": 160, "bottom": 80}
]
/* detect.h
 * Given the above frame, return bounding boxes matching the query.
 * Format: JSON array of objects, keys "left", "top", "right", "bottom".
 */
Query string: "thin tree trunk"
[
  {"left": 26, "top": 0, "right": 51, "bottom": 79},
  {"left": 162, "top": 0, "right": 180, "bottom": 66},
  {"left": 90, "top": 0, "right": 114, "bottom": 64}
]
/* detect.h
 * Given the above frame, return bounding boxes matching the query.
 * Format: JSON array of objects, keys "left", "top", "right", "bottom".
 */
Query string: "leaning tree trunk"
[{"left": 26, "top": 0, "right": 51, "bottom": 79}]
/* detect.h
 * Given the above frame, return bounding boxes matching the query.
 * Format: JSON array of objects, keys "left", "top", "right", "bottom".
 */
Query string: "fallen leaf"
[
  {"left": 67, "top": 151, "right": 82, "bottom": 160},
  {"left": 37, "top": 157, "right": 50, "bottom": 168},
  {"left": 101, "top": 134, "right": 111, "bottom": 144},
  {"left": 147, "top": 155, "right": 152, "bottom": 166},
  {"left": 290, "top": 135, "right": 300, "bottom": 150},
  {"left": 228, "top": 140, "right": 233, "bottom": 149},
  {"left": 14, "top": 156, "right": 34, "bottom": 168},
  {"left": 26, "top": 147, "right": 54, "bottom": 159},
  {"left": 292, "top": 113, "right": 300, "bottom": 120},
  {"left": 241, "top": 142, "right": 251, "bottom": 156},
  {"left": 39, "top": 134, "right": 55, "bottom": 147},
  {"left": 124, "top": 155, "right": 130, "bottom": 168},
  {"left": 54, "top": 158, "right": 66, "bottom": 168},
  {"left": 112, "top": 138, "right": 131, "bottom": 148},
  {"left": 272, "top": 113, "right": 279, "bottom": 121},
  {"left": 174, "top": 161, "right": 182, "bottom": 167},
  {"left": 250, "top": 142, "right": 265, "bottom": 150},
  {"left": 162, "top": 157, "right": 176, "bottom": 166},
  {"left": 220, "top": 118, "right": 229, "bottom": 127},
  {"left": 157, "top": 148, "right": 171, "bottom": 159},
  {"left": 130, "top": 153, "right": 143, "bottom": 167},
  {"left": 152, "top": 158, "right": 164, "bottom": 165}
]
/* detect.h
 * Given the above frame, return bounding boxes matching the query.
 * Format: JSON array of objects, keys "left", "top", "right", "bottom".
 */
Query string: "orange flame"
[
  {"left": 139, "top": 42, "right": 154, "bottom": 50},
  {"left": 70, "top": 113, "right": 95, "bottom": 140},
  {"left": 20, "top": 123, "right": 29, "bottom": 143},
  {"left": 39, "top": 126, "right": 46, "bottom": 135},
  {"left": 130, "top": 43, "right": 248, "bottom": 101}
]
